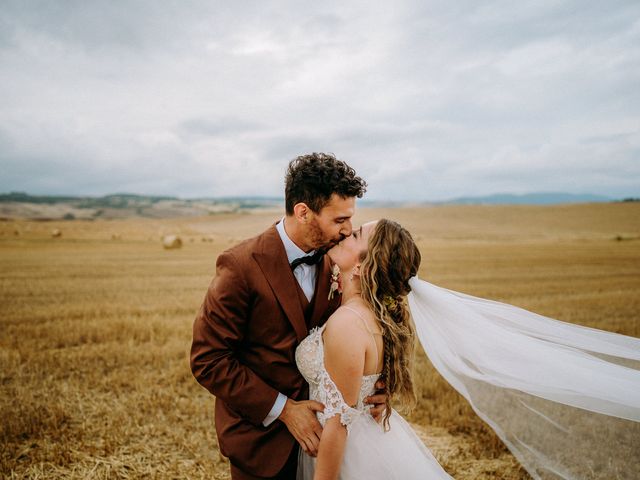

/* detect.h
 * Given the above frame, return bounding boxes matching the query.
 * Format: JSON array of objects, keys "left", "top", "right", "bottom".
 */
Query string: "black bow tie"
[{"left": 290, "top": 249, "right": 325, "bottom": 271}]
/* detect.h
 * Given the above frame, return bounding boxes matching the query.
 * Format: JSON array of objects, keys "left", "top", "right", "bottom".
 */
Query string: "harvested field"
[{"left": 1, "top": 202, "right": 639, "bottom": 479}]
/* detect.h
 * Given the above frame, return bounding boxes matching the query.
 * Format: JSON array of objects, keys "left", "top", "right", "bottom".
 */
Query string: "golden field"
[{"left": 1, "top": 202, "right": 639, "bottom": 479}]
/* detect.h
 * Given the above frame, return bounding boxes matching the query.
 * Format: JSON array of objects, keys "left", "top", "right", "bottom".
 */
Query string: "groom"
[{"left": 191, "top": 153, "right": 381, "bottom": 479}]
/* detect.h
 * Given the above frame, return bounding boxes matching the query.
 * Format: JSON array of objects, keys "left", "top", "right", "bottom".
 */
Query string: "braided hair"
[{"left": 359, "top": 219, "right": 421, "bottom": 431}]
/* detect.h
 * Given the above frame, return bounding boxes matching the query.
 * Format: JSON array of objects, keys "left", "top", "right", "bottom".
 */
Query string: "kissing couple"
[{"left": 191, "top": 153, "right": 640, "bottom": 479}]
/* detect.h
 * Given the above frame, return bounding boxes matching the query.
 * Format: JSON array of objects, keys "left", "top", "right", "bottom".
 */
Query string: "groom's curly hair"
[{"left": 285, "top": 153, "right": 367, "bottom": 215}]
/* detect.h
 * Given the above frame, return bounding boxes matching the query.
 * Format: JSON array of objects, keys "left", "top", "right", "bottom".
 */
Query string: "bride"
[
  {"left": 296, "top": 219, "right": 453, "bottom": 479},
  {"left": 296, "top": 219, "right": 640, "bottom": 480}
]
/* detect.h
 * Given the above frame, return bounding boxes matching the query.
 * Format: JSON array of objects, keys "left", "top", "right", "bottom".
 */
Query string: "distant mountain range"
[
  {"left": 0, "top": 192, "right": 282, "bottom": 220},
  {"left": 438, "top": 192, "right": 616, "bottom": 205},
  {"left": 0, "top": 192, "right": 636, "bottom": 220}
]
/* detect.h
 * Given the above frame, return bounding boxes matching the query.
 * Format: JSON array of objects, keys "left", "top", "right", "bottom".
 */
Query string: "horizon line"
[{"left": 1, "top": 190, "right": 634, "bottom": 204}]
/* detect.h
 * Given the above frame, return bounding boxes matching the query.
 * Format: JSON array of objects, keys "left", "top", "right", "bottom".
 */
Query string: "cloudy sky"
[{"left": 1, "top": 1, "right": 639, "bottom": 201}]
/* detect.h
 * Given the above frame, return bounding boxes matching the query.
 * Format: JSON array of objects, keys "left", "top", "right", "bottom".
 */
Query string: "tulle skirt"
[{"left": 297, "top": 410, "right": 453, "bottom": 479}]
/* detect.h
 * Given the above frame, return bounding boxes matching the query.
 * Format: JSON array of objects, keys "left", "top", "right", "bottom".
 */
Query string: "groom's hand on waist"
[
  {"left": 364, "top": 379, "right": 387, "bottom": 423},
  {"left": 278, "top": 398, "right": 324, "bottom": 457}
]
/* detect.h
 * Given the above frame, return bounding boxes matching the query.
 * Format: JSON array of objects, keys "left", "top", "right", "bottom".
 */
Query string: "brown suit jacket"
[{"left": 190, "top": 224, "right": 340, "bottom": 476}]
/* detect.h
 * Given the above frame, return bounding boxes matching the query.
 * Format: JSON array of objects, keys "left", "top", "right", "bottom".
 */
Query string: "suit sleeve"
[{"left": 190, "top": 250, "right": 279, "bottom": 426}]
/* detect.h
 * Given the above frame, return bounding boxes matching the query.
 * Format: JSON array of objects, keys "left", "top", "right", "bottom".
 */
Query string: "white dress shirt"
[
  {"left": 276, "top": 217, "right": 318, "bottom": 302},
  {"left": 262, "top": 218, "right": 318, "bottom": 426}
]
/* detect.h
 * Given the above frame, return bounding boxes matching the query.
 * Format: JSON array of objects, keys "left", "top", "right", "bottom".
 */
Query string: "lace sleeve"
[{"left": 316, "top": 369, "right": 362, "bottom": 431}]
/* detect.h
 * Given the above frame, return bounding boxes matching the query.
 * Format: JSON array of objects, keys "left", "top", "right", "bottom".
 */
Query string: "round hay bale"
[
  {"left": 51, "top": 228, "right": 62, "bottom": 238},
  {"left": 162, "top": 235, "right": 182, "bottom": 249}
]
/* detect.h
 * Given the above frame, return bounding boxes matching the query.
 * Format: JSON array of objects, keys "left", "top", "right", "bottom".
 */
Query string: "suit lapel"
[{"left": 253, "top": 225, "right": 308, "bottom": 343}]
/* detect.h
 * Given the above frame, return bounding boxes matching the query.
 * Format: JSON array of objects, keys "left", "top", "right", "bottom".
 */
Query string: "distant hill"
[
  {"left": 0, "top": 191, "right": 632, "bottom": 220},
  {"left": 0, "top": 193, "right": 282, "bottom": 220},
  {"left": 440, "top": 192, "right": 613, "bottom": 205}
]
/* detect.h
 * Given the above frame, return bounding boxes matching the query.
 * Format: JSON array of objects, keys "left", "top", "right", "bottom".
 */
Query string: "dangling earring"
[
  {"left": 349, "top": 264, "right": 360, "bottom": 282},
  {"left": 328, "top": 264, "right": 342, "bottom": 300}
]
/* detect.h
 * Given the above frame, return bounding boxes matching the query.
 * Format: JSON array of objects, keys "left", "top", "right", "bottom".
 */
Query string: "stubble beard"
[{"left": 308, "top": 219, "right": 344, "bottom": 252}]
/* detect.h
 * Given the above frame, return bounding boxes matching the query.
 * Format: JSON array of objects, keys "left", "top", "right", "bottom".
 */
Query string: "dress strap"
[{"left": 341, "top": 305, "right": 381, "bottom": 369}]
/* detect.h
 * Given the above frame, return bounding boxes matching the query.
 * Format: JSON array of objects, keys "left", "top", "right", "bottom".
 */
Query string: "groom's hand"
[
  {"left": 364, "top": 379, "right": 387, "bottom": 423},
  {"left": 278, "top": 398, "right": 324, "bottom": 457}
]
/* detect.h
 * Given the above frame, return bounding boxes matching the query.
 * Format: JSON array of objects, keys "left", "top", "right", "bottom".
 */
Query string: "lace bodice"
[{"left": 295, "top": 325, "right": 381, "bottom": 431}]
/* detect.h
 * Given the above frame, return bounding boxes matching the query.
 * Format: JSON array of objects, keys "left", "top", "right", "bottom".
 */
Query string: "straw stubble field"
[{"left": 1, "top": 203, "right": 639, "bottom": 479}]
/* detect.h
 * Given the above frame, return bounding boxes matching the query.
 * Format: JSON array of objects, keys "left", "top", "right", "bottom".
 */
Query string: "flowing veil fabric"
[{"left": 407, "top": 278, "right": 640, "bottom": 480}]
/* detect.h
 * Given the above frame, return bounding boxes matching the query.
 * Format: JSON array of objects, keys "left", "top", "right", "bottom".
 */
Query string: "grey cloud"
[
  {"left": 261, "top": 134, "right": 329, "bottom": 163},
  {"left": 0, "top": 0, "right": 217, "bottom": 52},
  {"left": 0, "top": 1, "right": 638, "bottom": 201},
  {"left": 178, "top": 117, "right": 264, "bottom": 139}
]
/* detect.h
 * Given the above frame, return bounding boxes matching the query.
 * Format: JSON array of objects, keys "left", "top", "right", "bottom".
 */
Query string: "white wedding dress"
[
  {"left": 295, "top": 279, "right": 640, "bottom": 480},
  {"left": 295, "top": 321, "right": 453, "bottom": 480}
]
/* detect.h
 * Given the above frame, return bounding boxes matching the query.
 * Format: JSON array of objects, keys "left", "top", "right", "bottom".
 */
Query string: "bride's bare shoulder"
[
  {"left": 322, "top": 306, "right": 369, "bottom": 375},
  {"left": 323, "top": 306, "right": 370, "bottom": 346}
]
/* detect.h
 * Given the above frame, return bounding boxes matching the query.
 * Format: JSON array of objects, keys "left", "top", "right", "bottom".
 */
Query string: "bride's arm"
[{"left": 314, "top": 311, "right": 367, "bottom": 480}]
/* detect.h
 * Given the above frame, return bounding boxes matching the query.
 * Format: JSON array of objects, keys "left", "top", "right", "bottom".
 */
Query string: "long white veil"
[{"left": 407, "top": 278, "right": 640, "bottom": 480}]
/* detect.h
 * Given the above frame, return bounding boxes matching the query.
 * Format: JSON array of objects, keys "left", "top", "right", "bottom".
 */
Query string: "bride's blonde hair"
[{"left": 359, "top": 219, "right": 421, "bottom": 430}]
